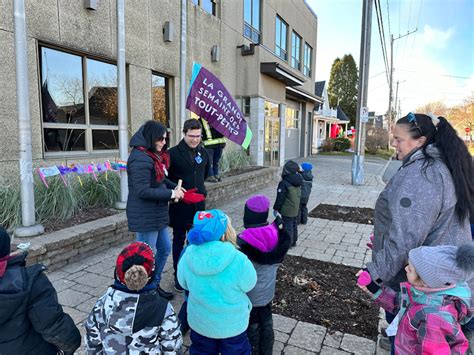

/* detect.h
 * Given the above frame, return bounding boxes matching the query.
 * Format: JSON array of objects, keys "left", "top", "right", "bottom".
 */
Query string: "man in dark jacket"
[
  {"left": 0, "top": 227, "right": 81, "bottom": 354},
  {"left": 199, "top": 117, "right": 226, "bottom": 182},
  {"left": 168, "top": 119, "right": 209, "bottom": 291}
]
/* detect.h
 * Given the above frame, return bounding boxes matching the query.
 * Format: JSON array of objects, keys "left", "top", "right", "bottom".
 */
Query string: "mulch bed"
[
  {"left": 273, "top": 255, "right": 379, "bottom": 340},
  {"left": 309, "top": 204, "right": 374, "bottom": 225},
  {"left": 43, "top": 207, "right": 119, "bottom": 233}
]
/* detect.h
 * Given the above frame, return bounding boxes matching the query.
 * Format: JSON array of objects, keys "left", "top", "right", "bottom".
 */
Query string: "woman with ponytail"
[
  {"left": 126, "top": 120, "right": 185, "bottom": 300},
  {"left": 360, "top": 113, "right": 474, "bottom": 352}
]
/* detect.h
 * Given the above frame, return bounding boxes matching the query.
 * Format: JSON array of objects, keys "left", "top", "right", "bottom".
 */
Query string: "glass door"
[{"left": 264, "top": 101, "right": 280, "bottom": 166}]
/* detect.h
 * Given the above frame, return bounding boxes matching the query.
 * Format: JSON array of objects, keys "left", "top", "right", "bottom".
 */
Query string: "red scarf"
[{"left": 136, "top": 147, "right": 170, "bottom": 182}]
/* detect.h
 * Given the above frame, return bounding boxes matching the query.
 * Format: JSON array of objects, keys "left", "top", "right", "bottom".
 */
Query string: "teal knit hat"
[{"left": 187, "top": 209, "right": 228, "bottom": 245}]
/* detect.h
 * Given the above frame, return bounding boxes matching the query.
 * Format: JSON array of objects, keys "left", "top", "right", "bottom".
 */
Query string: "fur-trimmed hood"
[{"left": 237, "top": 223, "right": 291, "bottom": 265}]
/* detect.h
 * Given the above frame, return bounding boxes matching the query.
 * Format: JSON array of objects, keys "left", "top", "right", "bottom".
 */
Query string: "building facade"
[{"left": 0, "top": 0, "right": 318, "bottom": 183}]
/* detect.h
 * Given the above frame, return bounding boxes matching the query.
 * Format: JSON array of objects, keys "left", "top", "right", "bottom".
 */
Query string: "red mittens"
[{"left": 183, "top": 188, "right": 206, "bottom": 204}]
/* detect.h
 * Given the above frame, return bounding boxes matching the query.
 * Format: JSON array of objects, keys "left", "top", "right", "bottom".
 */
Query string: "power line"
[
  {"left": 409, "top": 0, "right": 423, "bottom": 58},
  {"left": 397, "top": 68, "right": 473, "bottom": 79},
  {"left": 374, "top": 0, "right": 390, "bottom": 84}
]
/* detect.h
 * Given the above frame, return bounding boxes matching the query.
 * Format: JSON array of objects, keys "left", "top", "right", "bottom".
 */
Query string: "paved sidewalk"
[{"left": 46, "top": 155, "right": 389, "bottom": 354}]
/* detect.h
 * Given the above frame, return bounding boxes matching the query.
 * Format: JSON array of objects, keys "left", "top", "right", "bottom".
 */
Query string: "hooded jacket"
[
  {"left": 126, "top": 126, "right": 177, "bottom": 232},
  {"left": 366, "top": 145, "right": 472, "bottom": 291},
  {"left": 273, "top": 166, "right": 303, "bottom": 218},
  {"left": 0, "top": 252, "right": 81, "bottom": 355},
  {"left": 177, "top": 241, "right": 257, "bottom": 339},
  {"left": 373, "top": 282, "right": 472, "bottom": 355},
  {"left": 300, "top": 170, "right": 313, "bottom": 204},
  {"left": 85, "top": 286, "right": 182, "bottom": 354},
  {"left": 238, "top": 222, "right": 291, "bottom": 307}
]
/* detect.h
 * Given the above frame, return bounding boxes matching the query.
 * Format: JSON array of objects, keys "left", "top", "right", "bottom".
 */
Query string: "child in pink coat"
[{"left": 357, "top": 243, "right": 473, "bottom": 355}]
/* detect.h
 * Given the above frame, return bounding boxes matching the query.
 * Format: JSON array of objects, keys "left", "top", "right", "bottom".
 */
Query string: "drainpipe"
[
  {"left": 179, "top": 0, "right": 187, "bottom": 132},
  {"left": 115, "top": 0, "right": 128, "bottom": 209},
  {"left": 13, "top": 0, "right": 44, "bottom": 237}
]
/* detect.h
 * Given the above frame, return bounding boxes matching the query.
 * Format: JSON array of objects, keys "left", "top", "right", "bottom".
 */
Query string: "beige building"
[{"left": 0, "top": 0, "right": 319, "bottom": 183}]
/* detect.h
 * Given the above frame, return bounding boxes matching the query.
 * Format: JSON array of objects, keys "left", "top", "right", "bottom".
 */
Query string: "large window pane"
[
  {"left": 43, "top": 128, "right": 86, "bottom": 152},
  {"left": 87, "top": 59, "right": 118, "bottom": 126},
  {"left": 252, "top": 0, "right": 260, "bottom": 30},
  {"left": 201, "top": 0, "right": 215, "bottom": 15},
  {"left": 40, "top": 47, "right": 85, "bottom": 124},
  {"left": 244, "top": 0, "right": 252, "bottom": 24},
  {"left": 304, "top": 42, "right": 313, "bottom": 77},
  {"left": 152, "top": 74, "right": 169, "bottom": 127},
  {"left": 92, "top": 130, "right": 119, "bottom": 150},
  {"left": 275, "top": 16, "right": 287, "bottom": 60}
]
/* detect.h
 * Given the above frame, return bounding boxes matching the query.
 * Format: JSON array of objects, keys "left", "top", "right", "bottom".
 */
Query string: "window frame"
[
  {"left": 39, "top": 44, "right": 119, "bottom": 158},
  {"left": 285, "top": 107, "right": 299, "bottom": 129},
  {"left": 243, "top": 0, "right": 261, "bottom": 44},
  {"left": 291, "top": 31, "right": 302, "bottom": 71},
  {"left": 151, "top": 72, "right": 171, "bottom": 129},
  {"left": 192, "top": 0, "right": 217, "bottom": 16},
  {"left": 275, "top": 15, "right": 288, "bottom": 61},
  {"left": 303, "top": 42, "right": 313, "bottom": 77}
]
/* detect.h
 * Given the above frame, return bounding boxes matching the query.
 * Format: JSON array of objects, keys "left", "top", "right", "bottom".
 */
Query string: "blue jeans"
[
  {"left": 190, "top": 330, "right": 251, "bottom": 355},
  {"left": 206, "top": 146, "right": 223, "bottom": 177},
  {"left": 136, "top": 228, "right": 171, "bottom": 285},
  {"left": 385, "top": 311, "right": 396, "bottom": 355}
]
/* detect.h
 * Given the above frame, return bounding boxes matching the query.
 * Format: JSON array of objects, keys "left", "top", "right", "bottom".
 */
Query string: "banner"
[{"left": 186, "top": 63, "right": 252, "bottom": 149}]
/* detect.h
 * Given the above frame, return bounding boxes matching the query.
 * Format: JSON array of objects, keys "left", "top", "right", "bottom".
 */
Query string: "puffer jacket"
[
  {"left": 0, "top": 252, "right": 81, "bottom": 355},
  {"left": 373, "top": 282, "right": 472, "bottom": 355},
  {"left": 237, "top": 221, "right": 291, "bottom": 307},
  {"left": 273, "top": 172, "right": 303, "bottom": 218},
  {"left": 85, "top": 286, "right": 182, "bottom": 354},
  {"left": 126, "top": 126, "right": 177, "bottom": 232},
  {"left": 177, "top": 241, "right": 257, "bottom": 339},
  {"left": 300, "top": 170, "right": 313, "bottom": 204},
  {"left": 366, "top": 145, "right": 472, "bottom": 291}
]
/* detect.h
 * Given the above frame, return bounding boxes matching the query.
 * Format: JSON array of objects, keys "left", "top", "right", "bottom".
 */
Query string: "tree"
[{"left": 328, "top": 54, "right": 359, "bottom": 125}]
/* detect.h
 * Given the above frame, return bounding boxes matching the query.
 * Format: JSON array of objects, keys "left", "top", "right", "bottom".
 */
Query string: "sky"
[{"left": 306, "top": 0, "right": 474, "bottom": 115}]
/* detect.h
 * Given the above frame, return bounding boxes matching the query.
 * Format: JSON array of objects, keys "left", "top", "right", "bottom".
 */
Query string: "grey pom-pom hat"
[{"left": 409, "top": 243, "right": 474, "bottom": 288}]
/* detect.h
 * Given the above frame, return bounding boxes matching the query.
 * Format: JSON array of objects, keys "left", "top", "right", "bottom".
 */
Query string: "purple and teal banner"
[{"left": 186, "top": 63, "right": 252, "bottom": 149}]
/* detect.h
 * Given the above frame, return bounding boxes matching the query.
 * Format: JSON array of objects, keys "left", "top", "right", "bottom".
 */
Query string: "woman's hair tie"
[{"left": 428, "top": 113, "right": 440, "bottom": 129}]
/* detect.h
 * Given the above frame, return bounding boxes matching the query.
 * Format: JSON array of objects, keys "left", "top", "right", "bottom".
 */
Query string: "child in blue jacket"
[{"left": 177, "top": 209, "right": 257, "bottom": 355}]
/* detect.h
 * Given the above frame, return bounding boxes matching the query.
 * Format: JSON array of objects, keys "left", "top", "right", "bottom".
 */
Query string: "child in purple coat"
[{"left": 237, "top": 195, "right": 291, "bottom": 355}]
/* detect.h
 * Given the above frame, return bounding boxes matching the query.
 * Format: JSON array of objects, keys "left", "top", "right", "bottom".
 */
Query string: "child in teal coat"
[{"left": 177, "top": 209, "right": 257, "bottom": 354}]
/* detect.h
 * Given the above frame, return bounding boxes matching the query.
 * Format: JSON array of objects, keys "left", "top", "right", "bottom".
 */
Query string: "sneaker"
[
  {"left": 157, "top": 286, "right": 174, "bottom": 300},
  {"left": 174, "top": 282, "right": 185, "bottom": 293}
]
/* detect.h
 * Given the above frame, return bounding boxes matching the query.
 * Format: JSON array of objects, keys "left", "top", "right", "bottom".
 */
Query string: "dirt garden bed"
[
  {"left": 309, "top": 204, "right": 374, "bottom": 225},
  {"left": 43, "top": 207, "right": 119, "bottom": 233},
  {"left": 273, "top": 255, "right": 379, "bottom": 340}
]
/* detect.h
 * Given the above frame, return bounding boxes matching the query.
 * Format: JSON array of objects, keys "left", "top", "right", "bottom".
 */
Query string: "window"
[
  {"left": 291, "top": 31, "right": 302, "bottom": 70},
  {"left": 40, "top": 46, "right": 118, "bottom": 155},
  {"left": 152, "top": 74, "right": 170, "bottom": 128},
  {"left": 192, "top": 0, "right": 217, "bottom": 16},
  {"left": 275, "top": 16, "right": 288, "bottom": 61},
  {"left": 303, "top": 42, "right": 313, "bottom": 77},
  {"left": 285, "top": 107, "right": 299, "bottom": 129},
  {"left": 244, "top": 0, "right": 260, "bottom": 43},
  {"left": 241, "top": 96, "right": 251, "bottom": 116}
]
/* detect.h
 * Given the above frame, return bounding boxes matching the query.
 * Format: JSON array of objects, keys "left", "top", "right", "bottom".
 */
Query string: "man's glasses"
[{"left": 186, "top": 134, "right": 202, "bottom": 140}]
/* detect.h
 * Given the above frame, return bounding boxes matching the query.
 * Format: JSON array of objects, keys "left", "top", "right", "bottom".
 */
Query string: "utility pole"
[
  {"left": 351, "top": 0, "right": 373, "bottom": 185},
  {"left": 387, "top": 30, "right": 417, "bottom": 141},
  {"left": 13, "top": 0, "right": 44, "bottom": 237},
  {"left": 115, "top": 0, "right": 128, "bottom": 210}
]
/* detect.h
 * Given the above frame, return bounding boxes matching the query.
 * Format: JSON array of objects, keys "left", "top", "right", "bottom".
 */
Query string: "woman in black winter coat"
[
  {"left": 0, "top": 228, "right": 81, "bottom": 355},
  {"left": 126, "top": 120, "right": 184, "bottom": 300}
]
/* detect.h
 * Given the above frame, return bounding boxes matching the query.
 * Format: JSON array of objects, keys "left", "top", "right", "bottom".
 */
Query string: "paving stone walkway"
[{"left": 45, "top": 155, "right": 391, "bottom": 354}]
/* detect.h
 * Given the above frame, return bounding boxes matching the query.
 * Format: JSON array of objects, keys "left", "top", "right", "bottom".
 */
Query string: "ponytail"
[{"left": 434, "top": 116, "right": 474, "bottom": 221}]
